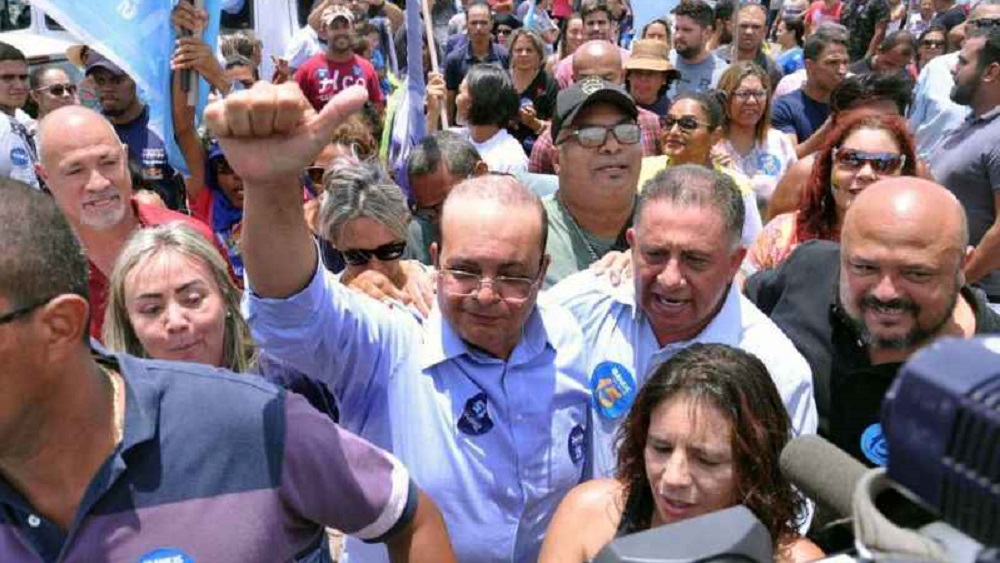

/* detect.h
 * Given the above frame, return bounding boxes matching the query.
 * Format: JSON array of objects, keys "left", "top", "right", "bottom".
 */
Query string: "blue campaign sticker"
[
  {"left": 457, "top": 392, "right": 494, "bottom": 436},
  {"left": 568, "top": 424, "right": 586, "bottom": 464},
  {"left": 9, "top": 147, "right": 28, "bottom": 166},
  {"left": 758, "top": 153, "right": 781, "bottom": 176},
  {"left": 138, "top": 548, "right": 194, "bottom": 563},
  {"left": 590, "top": 361, "right": 637, "bottom": 420},
  {"left": 860, "top": 423, "right": 889, "bottom": 466}
]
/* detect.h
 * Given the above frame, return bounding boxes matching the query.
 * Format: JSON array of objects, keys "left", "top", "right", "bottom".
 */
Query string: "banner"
[
  {"left": 386, "top": 0, "right": 427, "bottom": 196},
  {"left": 31, "top": 0, "right": 222, "bottom": 175}
]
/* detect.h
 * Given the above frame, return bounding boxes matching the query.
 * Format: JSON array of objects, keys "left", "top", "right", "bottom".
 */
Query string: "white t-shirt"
[
  {"left": 716, "top": 128, "right": 798, "bottom": 203},
  {"left": 0, "top": 114, "right": 39, "bottom": 190},
  {"left": 458, "top": 127, "right": 529, "bottom": 174}
]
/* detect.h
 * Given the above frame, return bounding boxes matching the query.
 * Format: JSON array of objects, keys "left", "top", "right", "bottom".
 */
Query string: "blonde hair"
[{"left": 101, "top": 224, "right": 255, "bottom": 373}]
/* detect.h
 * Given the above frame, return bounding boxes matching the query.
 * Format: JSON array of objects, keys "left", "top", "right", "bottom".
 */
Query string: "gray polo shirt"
[{"left": 930, "top": 105, "right": 1000, "bottom": 298}]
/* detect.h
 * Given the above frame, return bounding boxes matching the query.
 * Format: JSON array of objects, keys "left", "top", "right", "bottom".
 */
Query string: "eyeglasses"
[
  {"left": 439, "top": 268, "right": 539, "bottom": 302},
  {"left": 660, "top": 114, "right": 710, "bottom": 132},
  {"left": 920, "top": 39, "right": 945, "bottom": 48},
  {"left": 496, "top": 27, "right": 514, "bottom": 36},
  {"left": 342, "top": 241, "right": 407, "bottom": 266},
  {"left": 561, "top": 123, "right": 641, "bottom": 147},
  {"left": 969, "top": 17, "right": 1000, "bottom": 29},
  {"left": 35, "top": 83, "right": 77, "bottom": 96},
  {"left": 833, "top": 148, "right": 906, "bottom": 174},
  {"left": 0, "top": 73, "right": 27, "bottom": 83},
  {"left": 0, "top": 296, "right": 56, "bottom": 325},
  {"left": 732, "top": 89, "right": 767, "bottom": 101}
]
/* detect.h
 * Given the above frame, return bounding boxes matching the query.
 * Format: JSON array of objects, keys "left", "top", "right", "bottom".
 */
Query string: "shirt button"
[{"left": 27, "top": 514, "right": 40, "bottom": 528}]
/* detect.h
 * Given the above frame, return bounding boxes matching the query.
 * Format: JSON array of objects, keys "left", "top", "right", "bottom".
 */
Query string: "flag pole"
[{"left": 420, "top": 0, "right": 448, "bottom": 129}]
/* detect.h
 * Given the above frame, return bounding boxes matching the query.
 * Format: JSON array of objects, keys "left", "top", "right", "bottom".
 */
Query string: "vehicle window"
[
  {"left": 0, "top": 0, "right": 31, "bottom": 31},
  {"left": 44, "top": 14, "right": 64, "bottom": 30},
  {"left": 220, "top": 0, "right": 253, "bottom": 31}
]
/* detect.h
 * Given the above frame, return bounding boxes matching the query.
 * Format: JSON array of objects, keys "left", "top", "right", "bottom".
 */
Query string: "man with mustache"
[
  {"left": 34, "top": 105, "right": 219, "bottom": 341},
  {"left": 745, "top": 177, "right": 1000, "bottom": 465}
]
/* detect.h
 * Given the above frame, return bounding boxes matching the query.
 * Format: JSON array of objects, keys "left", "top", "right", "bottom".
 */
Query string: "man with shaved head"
[
  {"left": 529, "top": 40, "right": 661, "bottom": 174},
  {"left": 217, "top": 82, "right": 592, "bottom": 562},
  {"left": 34, "top": 105, "right": 217, "bottom": 340},
  {"left": 745, "top": 177, "right": 1000, "bottom": 465}
]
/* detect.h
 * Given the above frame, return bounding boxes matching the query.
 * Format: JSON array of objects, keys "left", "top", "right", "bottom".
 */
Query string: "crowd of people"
[{"left": 1, "top": 0, "right": 1000, "bottom": 560}]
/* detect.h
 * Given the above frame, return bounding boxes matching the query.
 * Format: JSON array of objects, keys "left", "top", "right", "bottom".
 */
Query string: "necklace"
[
  {"left": 100, "top": 365, "right": 124, "bottom": 446},
  {"left": 556, "top": 196, "right": 602, "bottom": 263}
]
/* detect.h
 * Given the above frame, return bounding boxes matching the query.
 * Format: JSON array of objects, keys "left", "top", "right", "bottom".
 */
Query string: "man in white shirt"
[
  {"left": 0, "top": 42, "right": 39, "bottom": 190},
  {"left": 546, "top": 164, "right": 818, "bottom": 477}
]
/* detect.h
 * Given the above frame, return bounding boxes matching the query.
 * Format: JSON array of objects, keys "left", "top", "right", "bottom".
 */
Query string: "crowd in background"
[{"left": 1, "top": 0, "right": 1000, "bottom": 560}]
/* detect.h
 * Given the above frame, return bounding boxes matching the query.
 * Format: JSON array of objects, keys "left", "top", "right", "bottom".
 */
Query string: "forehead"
[
  {"left": 668, "top": 98, "right": 707, "bottom": 117},
  {"left": 674, "top": 15, "right": 704, "bottom": 29},
  {"left": 38, "top": 68, "right": 70, "bottom": 84},
  {"left": 0, "top": 60, "right": 26, "bottom": 73},
  {"left": 648, "top": 394, "right": 733, "bottom": 448},
  {"left": 636, "top": 199, "right": 730, "bottom": 250},
  {"left": 971, "top": 5, "right": 1000, "bottom": 19},
  {"left": 440, "top": 197, "right": 543, "bottom": 261},
  {"left": 843, "top": 212, "right": 955, "bottom": 266},
  {"left": 962, "top": 37, "right": 987, "bottom": 60},
  {"left": 738, "top": 7, "right": 766, "bottom": 23},
  {"left": 512, "top": 35, "right": 536, "bottom": 49},
  {"left": 839, "top": 126, "right": 901, "bottom": 151},
  {"left": 817, "top": 43, "right": 848, "bottom": 60},
  {"left": 571, "top": 101, "right": 630, "bottom": 125},
  {"left": 124, "top": 250, "right": 216, "bottom": 294},
  {"left": 467, "top": 5, "right": 491, "bottom": 19},
  {"left": 584, "top": 10, "right": 610, "bottom": 22}
]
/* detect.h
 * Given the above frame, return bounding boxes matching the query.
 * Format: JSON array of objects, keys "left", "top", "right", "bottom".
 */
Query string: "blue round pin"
[
  {"left": 860, "top": 423, "right": 889, "bottom": 466},
  {"left": 568, "top": 424, "right": 585, "bottom": 464},
  {"left": 139, "top": 548, "right": 194, "bottom": 563},
  {"left": 590, "top": 361, "right": 637, "bottom": 420}
]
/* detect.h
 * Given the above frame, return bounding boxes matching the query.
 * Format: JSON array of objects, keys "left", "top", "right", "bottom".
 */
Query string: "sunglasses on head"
[
  {"left": 659, "top": 114, "right": 709, "bottom": 132},
  {"left": 833, "top": 148, "right": 906, "bottom": 173},
  {"left": 970, "top": 17, "right": 1000, "bottom": 29},
  {"left": 342, "top": 241, "right": 407, "bottom": 266},
  {"left": 36, "top": 83, "right": 77, "bottom": 96}
]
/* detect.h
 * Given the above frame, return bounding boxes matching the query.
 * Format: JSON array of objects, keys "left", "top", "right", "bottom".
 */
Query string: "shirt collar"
[
  {"left": 464, "top": 41, "right": 498, "bottom": 63},
  {"left": 970, "top": 104, "right": 1000, "bottom": 124},
  {"left": 98, "top": 350, "right": 163, "bottom": 455},
  {"left": 419, "top": 304, "right": 551, "bottom": 369}
]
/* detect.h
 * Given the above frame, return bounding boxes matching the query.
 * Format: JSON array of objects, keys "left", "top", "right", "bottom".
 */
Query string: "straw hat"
[{"left": 625, "top": 39, "right": 680, "bottom": 81}]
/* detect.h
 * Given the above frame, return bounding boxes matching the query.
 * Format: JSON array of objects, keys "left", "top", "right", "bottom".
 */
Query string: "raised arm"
[{"left": 204, "top": 82, "right": 367, "bottom": 297}]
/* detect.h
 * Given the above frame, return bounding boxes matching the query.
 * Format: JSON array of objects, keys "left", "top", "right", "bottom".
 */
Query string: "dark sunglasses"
[
  {"left": 342, "top": 241, "right": 407, "bottom": 266},
  {"left": 920, "top": 39, "right": 945, "bottom": 48},
  {"left": 969, "top": 17, "right": 1000, "bottom": 29},
  {"left": 660, "top": 114, "right": 709, "bottom": 132},
  {"left": 833, "top": 148, "right": 906, "bottom": 173},
  {"left": 36, "top": 83, "right": 77, "bottom": 96},
  {"left": 562, "top": 123, "right": 641, "bottom": 147}
]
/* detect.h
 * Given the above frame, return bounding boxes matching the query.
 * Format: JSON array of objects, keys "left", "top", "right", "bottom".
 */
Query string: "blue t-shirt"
[
  {"left": 771, "top": 89, "right": 830, "bottom": 142},
  {"left": 112, "top": 105, "right": 185, "bottom": 210},
  {"left": 778, "top": 47, "right": 804, "bottom": 75}
]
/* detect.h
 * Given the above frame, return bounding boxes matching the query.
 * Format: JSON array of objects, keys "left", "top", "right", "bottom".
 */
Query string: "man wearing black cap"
[
  {"left": 542, "top": 76, "right": 643, "bottom": 287},
  {"left": 86, "top": 51, "right": 186, "bottom": 210}
]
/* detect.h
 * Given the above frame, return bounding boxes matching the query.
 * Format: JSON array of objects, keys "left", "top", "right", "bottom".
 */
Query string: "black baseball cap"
[{"left": 551, "top": 77, "right": 638, "bottom": 142}]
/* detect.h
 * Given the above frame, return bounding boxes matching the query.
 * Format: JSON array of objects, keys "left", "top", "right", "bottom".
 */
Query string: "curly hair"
[
  {"left": 795, "top": 110, "right": 917, "bottom": 243},
  {"left": 614, "top": 343, "right": 805, "bottom": 545}
]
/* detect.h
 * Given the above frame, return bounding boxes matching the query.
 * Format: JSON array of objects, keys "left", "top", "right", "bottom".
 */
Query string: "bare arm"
[
  {"left": 963, "top": 193, "right": 1000, "bottom": 284},
  {"left": 538, "top": 480, "right": 620, "bottom": 563},
  {"left": 169, "top": 70, "right": 208, "bottom": 206},
  {"left": 203, "top": 83, "right": 368, "bottom": 298},
  {"left": 446, "top": 90, "right": 457, "bottom": 126},
  {"left": 385, "top": 490, "right": 457, "bottom": 563}
]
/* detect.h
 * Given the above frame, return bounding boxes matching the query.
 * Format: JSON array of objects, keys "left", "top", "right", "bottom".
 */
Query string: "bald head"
[
  {"left": 36, "top": 105, "right": 120, "bottom": 166},
  {"left": 572, "top": 40, "right": 624, "bottom": 83},
  {"left": 843, "top": 177, "right": 968, "bottom": 251}
]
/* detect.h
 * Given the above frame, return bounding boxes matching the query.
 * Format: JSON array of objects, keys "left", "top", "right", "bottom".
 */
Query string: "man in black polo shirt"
[
  {"left": 745, "top": 177, "right": 1000, "bottom": 466},
  {"left": 444, "top": 0, "right": 508, "bottom": 122}
]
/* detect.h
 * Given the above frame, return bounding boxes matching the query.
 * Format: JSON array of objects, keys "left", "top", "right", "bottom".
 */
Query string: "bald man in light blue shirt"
[{"left": 545, "top": 165, "right": 818, "bottom": 477}]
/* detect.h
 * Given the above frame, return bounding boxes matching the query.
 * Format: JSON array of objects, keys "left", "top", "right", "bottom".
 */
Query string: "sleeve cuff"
[{"left": 358, "top": 459, "right": 417, "bottom": 543}]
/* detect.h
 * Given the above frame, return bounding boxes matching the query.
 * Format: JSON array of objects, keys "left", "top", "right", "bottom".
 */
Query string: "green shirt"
[{"left": 542, "top": 195, "right": 630, "bottom": 288}]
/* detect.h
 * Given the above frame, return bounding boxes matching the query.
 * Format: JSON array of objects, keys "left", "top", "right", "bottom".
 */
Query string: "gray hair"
[
  {"left": 407, "top": 130, "right": 483, "bottom": 180},
  {"left": 507, "top": 29, "right": 547, "bottom": 69},
  {"left": 319, "top": 159, "right": 412, "bottom": 246},
  {"left": 804, "top": 23, "right": 849, "bottom": 60},
  {"left": 102, "top": 223, "right": 256, "bottom": 373},
  {"left": 636, "top": 164, "right": 745, "bottom": 249},
  {"left": 441, "top": 174, "right": 549, "bottom": 252}
]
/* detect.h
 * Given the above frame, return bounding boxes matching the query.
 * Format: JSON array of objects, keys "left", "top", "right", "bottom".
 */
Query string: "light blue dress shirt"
[
  {"left": 909, "top": 52, "right": 970, "bottom": 161},
  {"left": 246, "top": 260, "right": 591, "bottom": 563},
  {"left": 544, "top": 270, "right": 819, "bottom": 478}
]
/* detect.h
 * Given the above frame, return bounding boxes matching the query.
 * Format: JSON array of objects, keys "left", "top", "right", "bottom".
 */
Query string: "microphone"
[{"left": 779, "top": 434, "right": 867, "bottom": 519}]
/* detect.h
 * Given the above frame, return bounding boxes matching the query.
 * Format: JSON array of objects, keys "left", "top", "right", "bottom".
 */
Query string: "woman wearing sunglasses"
[
  {"left": 747, "top": 111, "right": 917, "bottom": 273},
  {"left": 28, "top": 66, "right": 78, "bottom": 125},
  {"left": 715, "top": 62, "right": 797, "bottom": 211},
  {"left": 916, "top": 25, "right": 947, "bottom": 71},
  {"left": 636, "top": 92, "right": 764, "bottom": 246}
]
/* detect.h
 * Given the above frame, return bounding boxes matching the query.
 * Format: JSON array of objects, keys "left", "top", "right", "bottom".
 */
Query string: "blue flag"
[
  {"left": 387, "top": 0, "right": 427, "bottom": 196},
  {"left": 31, "top": 0, "right": 222, "bottom": 175}
]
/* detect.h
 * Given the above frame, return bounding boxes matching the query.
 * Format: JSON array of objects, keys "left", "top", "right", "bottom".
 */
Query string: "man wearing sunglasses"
[
  {"left": 0, "top": 42, "right": 39, "bottom": 191},
  {"left": 745, "top": 178, "right": 1000, "bottom": 465},
  {"left": 219, "top": 83, "right": 592, "bottom": 563},
  {"left": 547, "top": 164, "right": 817, "bottom": 478},
  {"left": 931, "top": 25, "right": 1000, "bottom": 305},
  {"left": 543, "top": 76, "right": 643, "bottom": 288}
]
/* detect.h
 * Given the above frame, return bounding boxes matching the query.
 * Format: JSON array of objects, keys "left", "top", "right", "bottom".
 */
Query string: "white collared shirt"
[
  {"left": 544, "top": 270, "right": 819, "bottom": 478},
  {"left": 246, "top": 257, "right": 590, "bottom": 562}
]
